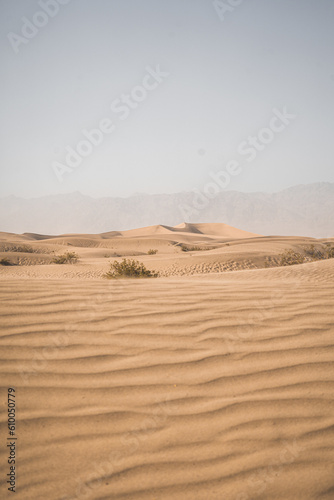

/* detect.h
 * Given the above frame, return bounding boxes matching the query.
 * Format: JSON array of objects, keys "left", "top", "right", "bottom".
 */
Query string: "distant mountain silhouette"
[{"left": 0, "top": 183, "right": 333, "bottom": 237}]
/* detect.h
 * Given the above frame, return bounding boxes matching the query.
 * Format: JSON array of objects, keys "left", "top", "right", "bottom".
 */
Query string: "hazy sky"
[{"left": 1, "top": 0, "right": 334, "bottom": 198}]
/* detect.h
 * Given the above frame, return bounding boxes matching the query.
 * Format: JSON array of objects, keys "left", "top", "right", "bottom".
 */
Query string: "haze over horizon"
[
  {"left": 1, "top": 0, "right": 334, "bottom": 200},
  {"left": 1, "top": 182, "right": 333, "bottom": 237},
  {"left": 0, "top": 180, "right": 332, "bottom": 201}
]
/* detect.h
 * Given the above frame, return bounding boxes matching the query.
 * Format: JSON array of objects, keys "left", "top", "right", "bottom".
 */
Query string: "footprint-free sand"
[{"left": 0, "top": 223, "right": 333, "bottom": 499}]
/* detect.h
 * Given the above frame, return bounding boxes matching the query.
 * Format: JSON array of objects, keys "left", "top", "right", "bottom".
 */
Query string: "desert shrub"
[
  {"left": 0, "top": 244, "right": 56, "bottom": 255},
  {"left": 304, "top": 243, "right": 334, "bottom": 261},
  {"left": 52, "top": 251, "right": 78, "bottom": 264},
  {"left": 278, "top": 249, "right": 305, "bottom": 266},
  {"left": 0, "top": 257, "right": 13, "bottom": 266},
  {"left": 265, "top": 244, "right": 334, "bottom": 269},
  {"left": 180, "top": 244, "right": 203, "bottom": 252},
  {"left": 327, "top": 247, "right": 334, "bottom": 259},
  {"left": 148, "top": 249, "right": 158, "bottom": 255},
  {"left": 104, "top": 258, "right": 158, "bottom": 279},
  {"left": 264, "top": 257, "right": 275, "bottom": 268},
  {"left": 3, "top": 244, "right": 34, "bottom": 253},
  {"left": 324, "top": 243, "right": 334, "bottom": 259},
  {"left": 304, "top": 244, "right": 326, "bottom": 261}
]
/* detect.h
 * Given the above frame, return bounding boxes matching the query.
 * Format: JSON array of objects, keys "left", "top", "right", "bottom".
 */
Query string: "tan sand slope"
[
  {"left": 111, "top": 222, "right": 260, "bottom": 239},
  {"left": 172, "top": 222, "right": 261, "bottom": 238},
  {"left": 0, "top": 258, "right": 334, "bottom": 500}
]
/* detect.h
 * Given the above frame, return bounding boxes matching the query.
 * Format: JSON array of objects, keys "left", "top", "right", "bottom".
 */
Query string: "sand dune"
[
  {"left": 0, "top": 224, "right": 333, "bottom": 499},
  {"left": 173, "top": 222, "right": 260, "bottom": 238},
  {"left": 0, "top": 223, "right": 328, "bottom": 277}
]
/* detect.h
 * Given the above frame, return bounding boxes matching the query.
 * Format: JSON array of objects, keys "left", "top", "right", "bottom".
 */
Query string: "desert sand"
[{"left": 0, "top": 223, "right": 333, "bottom": 500}]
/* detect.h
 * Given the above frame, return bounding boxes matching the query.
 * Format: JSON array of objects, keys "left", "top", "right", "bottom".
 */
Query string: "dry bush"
[
  {"left": 265, "top": 249, "right": 304, "bottom": 268},
  {"left": 104, "top": 259, "right": 158, "bottom": 279},
  {"left": 324, "top": 243, "right": 334, "bottom": 259},
  {"left": 1, "top": 244, "right": 34, "bottom": 253},
  {"left": 304, "top": 244, "right": 326, "bottom": 261},
  {"left": 52, "top": 251, "right": 79, "bottom": 264},
  {"left": 180, "top": 244, "right": 203, "bottom": 252},
  {"left": 304, "top": 243, "right": 334, "bottom": 261},
  {"left": 279, "top": 249, "right": 305, "bottom": 266},
  {"left": 0, "top": 257, "right": 13, "bottom": 266}
]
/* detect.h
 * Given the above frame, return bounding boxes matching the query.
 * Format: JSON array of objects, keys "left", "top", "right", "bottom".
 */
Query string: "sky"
[{"left": 0, "top": 0, "right": 334, "bottom": 199}]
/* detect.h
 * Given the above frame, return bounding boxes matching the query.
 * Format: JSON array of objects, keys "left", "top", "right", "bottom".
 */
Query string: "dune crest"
[{"left": 173, "top": 222, "right": 261, "bottom": 238}]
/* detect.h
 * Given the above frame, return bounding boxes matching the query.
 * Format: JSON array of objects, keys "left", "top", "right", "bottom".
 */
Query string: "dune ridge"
[{"left": 1, "top": 222, "right": 333, "bottom": 277}]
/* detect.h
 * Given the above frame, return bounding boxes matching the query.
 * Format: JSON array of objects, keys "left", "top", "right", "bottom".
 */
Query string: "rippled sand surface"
[{"left": 1, "top": 259, "right": 334, "bottom": 499}]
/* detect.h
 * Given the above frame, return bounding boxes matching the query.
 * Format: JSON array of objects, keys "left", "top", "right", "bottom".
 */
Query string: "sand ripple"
[{"left": 0, "top": 262, "right": 333, "bottom": 499}]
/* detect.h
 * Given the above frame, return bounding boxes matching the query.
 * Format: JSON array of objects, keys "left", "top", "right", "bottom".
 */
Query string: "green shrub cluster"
[
  {"left": 52, "top": 251, "right": 79, "bottom": 264},
  {"left": 148, "top": 249, "right": 158, "bottom": 255},
  {"left": 104, "top": 259, "right": 158, "bottom": 279}
]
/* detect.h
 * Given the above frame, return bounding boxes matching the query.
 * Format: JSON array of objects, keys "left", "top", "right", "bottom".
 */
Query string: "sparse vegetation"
[
  {"left": 304, "top": 244, "right": 326, "bottom": 261},
  {"left": 265, "top": 243, "right": 334, "bottom": 269},
  {"left": 0, "top": 244, "right": 56, "bottom": 255},
  {"left": 324, "top": 243, "right": 334, "bottom": 259},
  {"left": 148, "top": 249, "right": 158, "bottom": 255},
  {"left": 2, "top": 244, "right": 34, "bottom": 253},
  {"left": 265, "top": 250, "right": 304, "bottom": 268},
  {"left": 302, "top": 243, "right": 334, "bottom": 262},
  {"left": 52, "top": 251, "right": 79, "bottom": 264},
  {"left": 180, "top": 244, "right": 203, "bottom": 252},
  {"left": 264, "top": 257, "right": 276, "bottom": 268},
  {"left": 104, "top": 259, "right": 158, "bottom": 279},
  {"left": 279, "top": 249, "right": 305, "bottom": 266},
  {"left": 0, "top": 257, "right": 13, "bottom": 266}
]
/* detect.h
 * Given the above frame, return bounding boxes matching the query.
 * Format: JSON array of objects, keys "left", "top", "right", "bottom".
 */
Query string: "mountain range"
[{"left": 0, "top": 182, "right": 333, "bottom": 237}]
